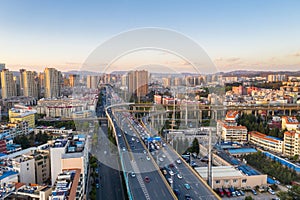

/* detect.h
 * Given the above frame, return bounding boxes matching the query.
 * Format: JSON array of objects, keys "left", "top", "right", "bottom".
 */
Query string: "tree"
[
  {"left": 191, "top": 138, "right": 200, "bottom": 155},
  {"left": 244, "top": 196, "right": 253, "bottom": 200}
]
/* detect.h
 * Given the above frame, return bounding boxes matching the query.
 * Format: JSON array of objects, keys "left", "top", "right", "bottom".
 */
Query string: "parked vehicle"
[
  {"left": 217, "top": 188, "right": 224, "bottom": 197},
  {"left": 224, "top": 188, "right": 231, "bottom": 197}
]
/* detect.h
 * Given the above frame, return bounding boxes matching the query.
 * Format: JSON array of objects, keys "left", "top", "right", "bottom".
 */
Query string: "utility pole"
[{"left": 207, "top": 129, "right": 213, "bottom": 188}]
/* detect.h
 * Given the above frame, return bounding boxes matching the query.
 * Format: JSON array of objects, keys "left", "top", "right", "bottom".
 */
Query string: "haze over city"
[{"left": 1, "top": 0, "right": 300, "bottom": 72}]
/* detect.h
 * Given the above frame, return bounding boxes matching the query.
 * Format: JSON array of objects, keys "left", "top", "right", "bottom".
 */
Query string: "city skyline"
[{"left": 1, "top": 0, "right": 300, "bottom": 72}]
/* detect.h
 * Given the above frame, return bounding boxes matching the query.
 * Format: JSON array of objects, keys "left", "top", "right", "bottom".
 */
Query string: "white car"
[
  {"left": 146, "top": 156, "right": 150, "bottom": 161},
  {"left": 162, "top": 154, "right": 166, "bottom": 158},
  {"left": 169, "top": 170, "right": 174, "bottom": 176},
  {"left": 177, "top": 174, "right": 183, "bottom": 179},
  {"left": 159, "top": 157, "right": 164, "bottom": 162},
  {"left": 176, "top": 159, "right": 182, "bottom": 164},
  {"left": 167, "top": 178, "right": 173, "bottom": 184}
]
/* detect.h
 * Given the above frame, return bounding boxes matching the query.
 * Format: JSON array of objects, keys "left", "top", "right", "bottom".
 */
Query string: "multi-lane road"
[{"left": 101, "top": 85, "right": 219, "bottom": 200}]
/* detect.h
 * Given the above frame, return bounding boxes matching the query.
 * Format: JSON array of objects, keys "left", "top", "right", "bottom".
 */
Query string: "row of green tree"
[
  {"left": 244, "top": 151, "right": 300, "bottom": 184},
  {"left": 14, "top": 132, "right": 52, "bottom": 149},
  {"left": 237, "top": 114, "right": 286, "bottom": 139}
]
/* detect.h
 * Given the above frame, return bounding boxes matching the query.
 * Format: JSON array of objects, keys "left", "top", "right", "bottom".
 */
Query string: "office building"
[
  {"left": 128, "top": 70, "right": 148, "bottom": 97},
  {"left": 1, "top": 69, "right": 16, "bottom": 98},
  {"left": 44, "top": 68, "right": 62, "bottom": 98}
]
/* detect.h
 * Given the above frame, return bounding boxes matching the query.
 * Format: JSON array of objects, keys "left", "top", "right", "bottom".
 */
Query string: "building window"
[
  {"left": 225, "top": 180, "right": 229, "bottom": 184},
  {"left": 242, "top": 179, "right": 247, "bottom": 183},
  {"left": 233, "top": 179, "right": 237, "bottom": 183},
  {"left": 215, "top": 180, "right": 220, "bottom": 184}
]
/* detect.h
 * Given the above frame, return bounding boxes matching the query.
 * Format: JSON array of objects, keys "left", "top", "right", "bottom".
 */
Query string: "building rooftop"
[
  {"left": 0, "top": 170, "right": 18, "bottom": 180},
  {"left": 195, "top": 166, "right": 244, "bottom": 179},
  {"left": 50, "top": 169, "right": 81, "bottom": 200},
  {"left": 228, "top": 148, "right": 257, "bottom": 155}
]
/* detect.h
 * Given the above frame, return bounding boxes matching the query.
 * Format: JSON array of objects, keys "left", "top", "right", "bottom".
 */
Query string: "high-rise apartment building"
[
  {"left": 0, "top": 63, "right": 5, "bottom": 71},
  {"left": 69, "top": 74, "right": 80, "bottom": 87},
  {"left": 87, "top": 75, "right": 100, "bottom": 89},
  {"left": 128, "top": 70, "right": 148, "bottom": 97},
  {"left": 1, "top": 69, "right": 16, "bottom": 98},
  {"left": 44, "top": 68, "right": 62, "bottom": 98},
  {"left": 20, "top": 69, "right": 39, "bottom": 98}
]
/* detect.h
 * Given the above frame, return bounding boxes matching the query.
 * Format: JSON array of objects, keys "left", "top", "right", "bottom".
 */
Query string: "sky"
[{"left": 1, "top": 0, "right": 300, "bottom": 73}]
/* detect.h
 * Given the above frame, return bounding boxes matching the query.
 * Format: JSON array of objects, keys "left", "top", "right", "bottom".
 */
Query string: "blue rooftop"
[
  {"left": 263, "top": 152, "right": 300, "bottom": 173},
  {"left": 265, "top": 136, "right": 283, "bottom": 141},
  {"left": 228, "top": 148, "right": 257, "bottom": 154},
  {"left": 0, "top": 170, "right": 18, "bottom": 180},
  {"left": 238, "top": 165, "right": 260, "bottom": 176}
]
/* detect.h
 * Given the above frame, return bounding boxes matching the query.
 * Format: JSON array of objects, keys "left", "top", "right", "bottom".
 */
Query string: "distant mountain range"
[{"left": 63, "top": 70, "right": 300, "bottom": 77}]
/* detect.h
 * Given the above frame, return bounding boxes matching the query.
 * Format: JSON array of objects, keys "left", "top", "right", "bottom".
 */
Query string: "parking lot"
[{"left": 222, "top": 191, "right": 280, "bottom": 200}]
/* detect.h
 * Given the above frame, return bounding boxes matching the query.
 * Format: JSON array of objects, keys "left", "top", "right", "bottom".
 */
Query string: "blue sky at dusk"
[{"left": 1, "top": 0, "right": 300, "bottom": 72}]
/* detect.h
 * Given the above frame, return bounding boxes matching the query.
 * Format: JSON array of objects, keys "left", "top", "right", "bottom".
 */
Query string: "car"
[
  {"left": 122, "top": 147, "right": 126, "bottom": 151},
  {"left": 168, "top": 178, "right": 173, "bottom": 184},
  {"left": 176, "top": 159, "right": 182, "bottom": 164},
  {"left": 130, "top": 172, "right": 136, "bottom": 178},
  {"left": 159, "top": 157, "right": 164, "bottom": 162},
  {"left": 131, "top": 137, "right": 135, "bottom": 141},
  {"left": 224, "top": 188, "right": 230, "bottom": 197},
  {"left": 95, "top": 168, "right": 99, "bottom": 174},
  {"left": 136, "top": 140, "right": 140, "bottom": 143},
  {"left": 146, "top": 156, "right": 150, "bottom": 161},
  {"left": 236, "top": 190, "right": 241, "bottom": 196},
  {"left": 162, "top": 169, "right": 167, "bottom": 176},
  {"left": 144, "top": 176, "right": 150, "bottom": 183},
  {"left": 169, "top": 163, "right": 175, "bottom": 168},
  {"left": 286, "top": 185, "right": 292, "bottom": 189},
  {"left": 162, "top": 143, "right": 166, "bottom": 147},
  {"left": 118, "top": 134, "right": 121, "bottom": 137},
  {"left": 217, "top": 188, "right": 225, "bottom": 197},
  {"left": 143, "top": 150, "right": 147, "bottom": 154},
  {"left": 169, "top": 170, "right": 174, "bottom": 176},
  {"left": 162, "top": 154, "right": 166, "bottom": 158},
  {"left": 177, "top": 174, "right": 183, "bottom": 179},
  {"left": 173, "top": 189, "right": 180, "bottom": 197},
  {"left": 96, "top": 183, "right": 100, "bottom": 189},
  {"left": 251, "top": 189, "right": 257, "bottom": 195},
  {"left": 268, "top": 189, "right": 275, "bottom": 195},
  {"left": 184, "top": 194, "right": 192, "bottom": 200},
  {"left": 184, "top": 183, "right": 191, "bottom": 190}
]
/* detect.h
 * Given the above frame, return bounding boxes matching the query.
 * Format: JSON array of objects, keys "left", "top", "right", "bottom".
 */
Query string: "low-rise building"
[
  {"left": 9, "top": 106, "right": 36, "bottom": 128},
  {"left": 248, "top": 131, "right": 284, "bottom": 153},
  {"left": 282, "top": 116, "right": 300, "bottom": 131},
  {"left": 50, "top": 134, "right": 89, "bottom": 197},
  {"left": 0, "top": 121, "right": 31, "bottom": 141},
  {"left": 195, "top": 165, "right": 267, "bottom": 189},
  {"left": 4, "top": 183, "right": 52, "bottom": 200},
  {"left": 49, "top": 169, "right": 84, "bottom": 200},
  {"left": 218, "top": 121, "right": 247, "bottom": 144}
]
